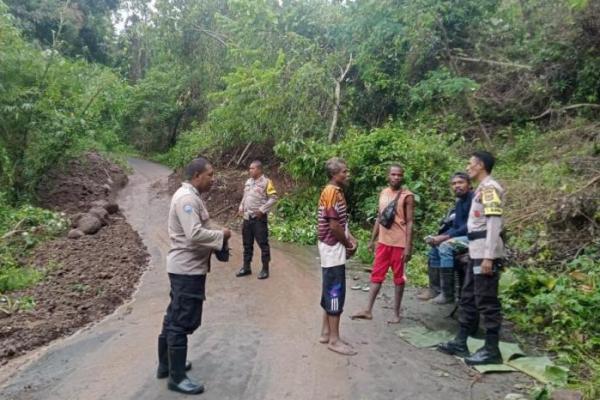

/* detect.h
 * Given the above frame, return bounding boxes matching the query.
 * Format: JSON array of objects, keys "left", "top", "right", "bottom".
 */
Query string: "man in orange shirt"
[{"left": 351, "top": 164, "right": 414, "bottom": 323}]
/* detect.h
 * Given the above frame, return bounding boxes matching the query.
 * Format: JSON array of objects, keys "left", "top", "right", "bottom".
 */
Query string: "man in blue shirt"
[{"left": 418, "top": 172, "right": 474, "bottom": 304}]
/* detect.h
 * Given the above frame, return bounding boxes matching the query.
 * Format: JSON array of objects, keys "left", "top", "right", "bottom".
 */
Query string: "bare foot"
[
  {"left": 338, "top": 337, "right": 353, "bottom": 347},
  {"left": 318, "top": 334, "right": 329, "bottom": 344},
  {"left": 350, "top": 310, "right": 373, "bottom": 320},
  {"left": 327, "top": 341, "right": 357, "bottom": 356},
  {"left": 386, "top": 315, "right": 402, "bottom": 324}
]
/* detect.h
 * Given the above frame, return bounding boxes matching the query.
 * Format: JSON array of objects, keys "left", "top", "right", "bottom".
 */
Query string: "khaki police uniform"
[
  {"left": 159, "top": 182, "right": 225, "bottom": 350},
  {"left": 458, "top": 175, "right": 505, "bottom": 337},
  {"left": 238, "top": 175, "right": 277, "bottom": 267}
]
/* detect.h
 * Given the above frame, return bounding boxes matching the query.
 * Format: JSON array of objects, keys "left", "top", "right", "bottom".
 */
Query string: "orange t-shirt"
[{"left": 377, "top": 187, "right": 413, "bottom": 248}]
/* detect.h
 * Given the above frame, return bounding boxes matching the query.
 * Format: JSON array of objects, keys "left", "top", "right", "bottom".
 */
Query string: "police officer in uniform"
[
  {"left": 156, "top": 157, "right": 231, "bottom": 394},
  {"left": 236, "top": 160, "right": 278, "bottom": 279},
  {"left": 438, "top": 151, "right": 505, "bottom": 365}
]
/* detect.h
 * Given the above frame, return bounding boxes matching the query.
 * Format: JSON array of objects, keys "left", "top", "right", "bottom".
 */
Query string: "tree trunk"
[{"left": 328, "top": 54, "right": 353, "bottom": 142}]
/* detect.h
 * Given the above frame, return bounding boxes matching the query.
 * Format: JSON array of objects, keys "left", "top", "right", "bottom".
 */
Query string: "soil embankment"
[{"left": 0, "top": 152, "right": 149, "bottom": 364}]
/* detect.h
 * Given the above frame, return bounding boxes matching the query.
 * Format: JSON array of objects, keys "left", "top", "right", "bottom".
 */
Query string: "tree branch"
[
  {"left": 452, "top": 55, "right": 532, "bottom": 70},
  {"left": 531, "top": 103, "right": 600, "bottom": 120}
]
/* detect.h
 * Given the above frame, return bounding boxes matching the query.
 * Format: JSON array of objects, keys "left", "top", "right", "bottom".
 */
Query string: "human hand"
[
  {"left": 222, "top": 228, "right": 232, "bottom": 240},
  {"left": 367, "top": 241, "right": 375, "bottom": 253},
  {"left": 237, "top": 209, "right": 244, "bottom": 217},
  {"left": 431, "top": 235, "right": 448, "bottom": 246},
  {"left": 254, "top": 210, "right": 265, "bottom": 219},
  {"left": 346, "top": 238, "right": 358, "bottom": 258},
  {"left": 403, "top": 248, "right": 412, "bottom": 264},
  {"left": 481, "top": 259, "right": 493, "bottom": 276}
]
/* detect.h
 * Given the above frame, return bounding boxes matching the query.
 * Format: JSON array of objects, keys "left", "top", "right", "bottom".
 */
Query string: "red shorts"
[{"left": 371, "top": 244, "right": 406, "bottom": 285}]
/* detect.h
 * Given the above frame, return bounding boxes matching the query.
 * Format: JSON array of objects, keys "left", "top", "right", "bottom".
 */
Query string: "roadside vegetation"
[{"left": 0, "top": 0, "right": 598, "bottom": 397}]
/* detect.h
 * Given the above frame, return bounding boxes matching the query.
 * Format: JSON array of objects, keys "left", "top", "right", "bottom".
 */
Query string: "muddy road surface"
[{"left": 0, "top": 159, "right": 529, "bottom": 400}]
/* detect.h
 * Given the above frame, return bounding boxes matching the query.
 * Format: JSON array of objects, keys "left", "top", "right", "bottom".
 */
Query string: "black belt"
[{"left": 467, "top": 230, "right": 487, "bottom": 240}]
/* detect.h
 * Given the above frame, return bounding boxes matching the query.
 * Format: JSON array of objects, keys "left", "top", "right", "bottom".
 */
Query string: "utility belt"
[{"left": 467, "top": 230, "right": 487, "bottom": 240}]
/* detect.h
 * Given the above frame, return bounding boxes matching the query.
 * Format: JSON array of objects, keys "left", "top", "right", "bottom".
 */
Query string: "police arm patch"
[
  {"left": 481, "top": 187, "right": 503, "bottom": 216},
  {"left": 266, "top": 179, "right": 277, "bottom": 196},
  {"left": 183, "top": 204, "right": 194, "bottom": 214}
]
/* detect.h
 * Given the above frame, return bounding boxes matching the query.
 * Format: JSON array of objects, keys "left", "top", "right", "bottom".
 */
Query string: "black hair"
[
  {"left": 250, "top": 160, "right": 263, "bottom": 169},
  {"left": 452, "top": 171, "right": 471, "bottom": 183},
  {"left": 388, "top": 163, "right": 403, "bottom": 173},
  {"left": 472, "top": 151, "right": 495, "bottom": 174},
  {"left": 185, "top": 157, "right": 211, "bottom": 180}
]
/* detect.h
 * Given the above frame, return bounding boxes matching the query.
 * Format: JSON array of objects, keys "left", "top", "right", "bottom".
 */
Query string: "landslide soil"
[{"left": 0, "top": 152, "right": 149, "bottom": 364}]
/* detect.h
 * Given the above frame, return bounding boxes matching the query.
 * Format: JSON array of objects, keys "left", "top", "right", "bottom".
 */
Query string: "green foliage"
[
  {"left": 5, "top": 0, "right": 119, "bottom": 63},
  {"left": 501, "top": 249, "right": 600, "bottom": 393},
  {"left": 274, "top": 124, "right": 461, "bottom": 251},
  {"left": 0, "top": 4, "right": 128, "bottom": 201},
  {"left": 0, "top": 199, "right": 67, "bottom": 294},
  {"left": 270, "top": 187, "right": 319, "bottom": 245}
]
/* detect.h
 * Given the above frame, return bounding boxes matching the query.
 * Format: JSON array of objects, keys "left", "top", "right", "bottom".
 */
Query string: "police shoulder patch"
[
  {"left": 481, "top": 187, "right": 502, "bottom": 216},
  {"left": 183, "top": 204, "right": 194, "bottom": 214}
]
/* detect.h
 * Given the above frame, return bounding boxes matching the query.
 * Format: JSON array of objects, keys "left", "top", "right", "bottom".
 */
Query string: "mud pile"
[{"left": 0, "top": 152, "right": 149, "bottom": 364}]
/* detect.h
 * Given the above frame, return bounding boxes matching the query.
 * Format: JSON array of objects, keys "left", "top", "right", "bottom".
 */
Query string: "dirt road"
[{"left": 0, "top": 159, "right": 529, "bottom": 400}]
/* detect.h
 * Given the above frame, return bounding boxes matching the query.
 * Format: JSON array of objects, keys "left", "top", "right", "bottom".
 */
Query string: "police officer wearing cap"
[
  {"left": 438, "top": 151, "right": 505, "bottom": 365},
  {"left": 156, "top": 157, "right": 231, "bottom": 394}
]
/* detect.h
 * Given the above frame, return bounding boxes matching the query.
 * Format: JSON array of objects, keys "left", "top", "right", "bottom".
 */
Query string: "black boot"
[
  {"left": 437, "top": 327, "right": 470, "bottom": 357},
  {"left": 432, "top": 269, "right": 455, "bottom": 304},
  {"left": 236, "top": 262, "right": 252, "bottom": 277},
  {"left": 257, "top": 263, "right": 269, "bottom": 280},
  {"left": 464, "top": 334, "right": 502, "bottom": 365},
  {"left": 156, "top": 336, "right": 192, "bottom": 379},
  {"left": 417, "top": 266, "right": 440, "bottom": 301},
  {"left": 167, "top": 346, "right": 204, "bottom": 394}
]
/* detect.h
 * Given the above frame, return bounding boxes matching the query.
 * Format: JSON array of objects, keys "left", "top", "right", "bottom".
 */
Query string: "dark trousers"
[
  {"left": 159, "top": 273, "right": 206, "bottom": 348},
  {"left": 242, "top": 216, "right": 270, "bottom": 265},
  {"left": 458, "top": 259, "right": 502, "bottom": 335}
]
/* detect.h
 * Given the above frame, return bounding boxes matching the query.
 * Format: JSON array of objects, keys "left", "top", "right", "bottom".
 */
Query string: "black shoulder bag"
[{"left": 379, "top": 190, "right": 403, "bottom": 229}]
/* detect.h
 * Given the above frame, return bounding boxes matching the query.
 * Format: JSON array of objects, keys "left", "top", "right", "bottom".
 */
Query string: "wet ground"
[{"left": 0, "top": 158, "right": 531, "bottom": 400}]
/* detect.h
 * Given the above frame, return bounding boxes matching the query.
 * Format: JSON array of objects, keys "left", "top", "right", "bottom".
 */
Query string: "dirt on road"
[
  {"left": 0, "top": 152, "right": 148, "bottom": 364},
  {"left": 0, "top": 158, "right": 532, "bottom": 400}
]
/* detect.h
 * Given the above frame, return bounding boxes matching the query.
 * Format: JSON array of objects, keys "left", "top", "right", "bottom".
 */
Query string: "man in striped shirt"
[{"left": 317, "top": 157, "right": 357, "bottom": 356}]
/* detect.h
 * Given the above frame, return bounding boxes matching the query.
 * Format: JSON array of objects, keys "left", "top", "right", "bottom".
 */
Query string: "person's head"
[
  {"left": 451, "top": 172, "right": 471, "bottom": 197},
  {"left": 467, "top": 151, "right": 495, "bottom": 181},
  {"left": 325, "top": 157, "right": 349, "bottom": 187},
  {"left": 185, "top": 157, "right": 214, "bottom": 193},
  {"left": 248, "top": 160, "right": 263, "bottom": 179},
  {"left": 388, "top": 164, "right": 404, "bottom": 190}
]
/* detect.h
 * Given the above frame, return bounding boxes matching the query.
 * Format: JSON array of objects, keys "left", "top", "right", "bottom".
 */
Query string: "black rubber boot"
[
  {"left": 167, "top": 346, "right": 204, "bottom": 394},
  {"left": 464, "top": 334, "right": 502, "bottom": 365},
  {"left": 236, "top": 262, "right": 252, "bottom": 277},
  {"left": 257, "top": 263, "right": 269, "bottom": 280},
  {"left": 156, "top": 336, "right": 192, "bottom": 379},
  {"left": 417, "top": 266, "right": 440, "bottom": 301},
  {"left": 432, "top": 269, "right": 455, "bottom": 304},
  {"left": 437, "top": 327, "right": 470, "bottom": 358}
]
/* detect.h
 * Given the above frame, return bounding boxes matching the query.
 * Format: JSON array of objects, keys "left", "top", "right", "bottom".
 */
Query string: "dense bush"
[
  {"left": 0, "top": 4, "right": 128, "bottom": 202},
  {"left": 0, "top": 197, "right": 68, "bottom": 293}
]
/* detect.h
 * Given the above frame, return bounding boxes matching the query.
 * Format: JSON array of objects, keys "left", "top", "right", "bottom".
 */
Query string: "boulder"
[
  {"left": 67, "top": 229, "right": 84, "bottom": 239},
  {"left": 77, "top": 214, "right": 102, "bottom": 234},
  {"left": 88, "top": 207, "right": 109, "bottom": 225},
  {"left": 70, "top": 213, "right": 86, "bottom": 228}
]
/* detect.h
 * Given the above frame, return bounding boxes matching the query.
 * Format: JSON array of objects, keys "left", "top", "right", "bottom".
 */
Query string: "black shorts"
[{"left": 320, "top": 265, "right": 346, "bottom": 316}]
